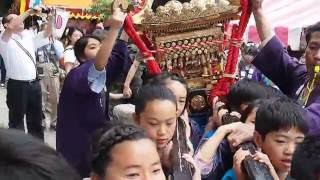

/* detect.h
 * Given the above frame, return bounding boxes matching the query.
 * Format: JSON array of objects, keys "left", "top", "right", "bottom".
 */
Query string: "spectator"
[
  {"left": 0, "top": 8, "right": 53, "bottom": 140},
  {"left": 291, "top": 135, "right": 320, "bottom": 180},
  {"left": 56, "top": 9, "right": 127, "bottom": 178},
  {"left": 90, "top": 123, "right": 166, "bottom": 180},
  {"left": 0, "top": 128, "right": 81, "bottom": 180},
  {"left": 62, "top": 27, "right": 83, "bottom": 74},
  {"left": 36, "top": 22, "right": 64, "bottom": 130}
]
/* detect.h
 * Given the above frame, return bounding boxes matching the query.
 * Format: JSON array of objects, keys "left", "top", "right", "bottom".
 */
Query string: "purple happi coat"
[
  {"left": 56, "top": 40, "right": 130, "bottom": 178},
  {"left": 252, "top": 36, "right": 320, "bottom": 136}
]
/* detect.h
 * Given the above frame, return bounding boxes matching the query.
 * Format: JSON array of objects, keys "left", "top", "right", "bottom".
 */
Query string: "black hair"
[
  {"left": 1, "top": 14, "right": 10, "bottom": 28},
  {"left": 91, "top": 123, "right": 148, "bottom": 177},
  {"left": 255, "top": 97, "right": 309, "bottom": 139},
  {"left": 291, "top": 135, "right": 320, "bottom": 180},
  {"left": 0, "top": 128, "right": 80, "bottom": 180},
  {"left": 135, "top": 84, "right": 177, "bottom": 115},
  {"left": 239, "top": 99, "right": 262, "bottom": 123},
  {"left": 306, "top": 22, "right": 320, "bottom": 44},
  {"left": 148, "top": 72, "right": 188, "bottom": 90},
  {"left": 24, "top": 15, "right": 41, "bottom": 32},
  {"left": 73, "top": 35, "right": 101, "bottom": 64},
  {"left": 244, "top": 86, "right": 286, "bottom": 122},
  {"left": 226, "top": 79, "right": 268, "bottom": 112},
  {"left": 220, "top": 100, "right": 262, "bottom": 125},
  {"left": 62, "top": 27, "right": 83, "bottom": 46},
  {"left": 263, "top": 85, "right": 285, "bottom": 99},
  {"left": 147, "top": 72, "right": 188, "bottom": 113},
  {"left": 92, "top": 29, "right": 108, "bottom": 41}
]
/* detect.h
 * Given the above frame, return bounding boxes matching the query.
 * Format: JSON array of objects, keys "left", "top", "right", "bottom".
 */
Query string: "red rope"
[
  {"left": 209, "top": 0, "right": 252, "bottom": 104},
  {"left": 123, "top": 15, "right": 161, "bottom": 75}
]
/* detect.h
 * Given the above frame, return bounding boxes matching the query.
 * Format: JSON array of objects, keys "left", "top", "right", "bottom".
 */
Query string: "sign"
[{"left": 54, "top": 9, "right": 69, "bottom": 38}]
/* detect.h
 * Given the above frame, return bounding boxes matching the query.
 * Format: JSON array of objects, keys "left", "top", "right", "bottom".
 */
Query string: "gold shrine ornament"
[{"left": 190, "top": 95, "right": 207, "bottom": 111}]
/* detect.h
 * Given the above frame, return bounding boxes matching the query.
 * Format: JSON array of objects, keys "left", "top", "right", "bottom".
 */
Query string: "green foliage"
[
  {"left": 88, "top": 0, "right": 132, "bottom": 20},
  {"left": 88, "top": 0, "right": 113, "bottom": 20}
]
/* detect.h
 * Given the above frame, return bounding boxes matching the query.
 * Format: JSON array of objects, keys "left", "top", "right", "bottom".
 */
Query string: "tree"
[{"left": 88, "top": 0, "right": 132, "bottom": 20}]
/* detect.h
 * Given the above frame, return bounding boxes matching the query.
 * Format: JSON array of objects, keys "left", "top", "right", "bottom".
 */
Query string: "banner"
[
  {"left": 20, "top": 0, "right": 42, "bottom": 14},
  {"left": 288, "top": 27, "right": 303, "bottom": 51},
  {"left": 53, "top": 9, "right": 69, "bottom": 38},
  {"left": 20, "top": 0, "right": 27, "bottom": 14},
  {"left": 247, "top": 26, "right": 303, "bottom": 49}
]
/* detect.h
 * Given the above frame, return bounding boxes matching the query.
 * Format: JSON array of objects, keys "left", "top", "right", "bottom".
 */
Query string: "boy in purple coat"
[{"left": 56, "top": 9, "right": 127, "bottom": 178}]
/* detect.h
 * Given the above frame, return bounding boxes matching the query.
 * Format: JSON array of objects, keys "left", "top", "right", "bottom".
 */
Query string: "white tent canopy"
[
  {"left": 248, "top": 0, "right": 320, "bottom": 28},
  {"left": 246, "top": 0, "right": 320, "bottom": 49}
]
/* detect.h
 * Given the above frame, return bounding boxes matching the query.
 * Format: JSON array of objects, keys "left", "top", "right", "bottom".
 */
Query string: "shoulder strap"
[
  {"left": 64, "top": 47, "right": 73, "bottom": 53},
  {"left": 11, "top": 38, "right": 37, "bottom": 67},
  {"left": 38, "top": 43, "right": 60, "bottom": 72},
  {"left": 11, "top": 37, "right": 38, "bottom": 77},
  {"left": 48, "top": 44, "right": 60, "bottom": 71}
]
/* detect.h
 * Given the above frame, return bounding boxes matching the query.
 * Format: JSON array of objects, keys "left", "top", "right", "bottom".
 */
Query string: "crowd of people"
[{"left": 0, "top": 0, "right": 319, "bottom": 179}]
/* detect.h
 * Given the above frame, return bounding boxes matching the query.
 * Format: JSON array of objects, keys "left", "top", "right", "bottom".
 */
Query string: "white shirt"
[
  {"left": 52, "top": 40, "right": 64, "bottom": 59},
  {"left": 0, "top": 30, "right": 49, "bottom": 80},
  {"left": 63, "top": 45, "right": 77, "bottom": 64},
  {"left": 36, "top": 32, "right": 65, "bottom": 60}
]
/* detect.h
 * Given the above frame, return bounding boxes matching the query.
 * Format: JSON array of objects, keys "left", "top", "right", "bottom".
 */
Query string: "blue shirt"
[
  {"left": 222, "top": 169, "right": 236, "bottom": 180},
  {"left": 88, "top": 64, "right": 106, "bottom": 93},
  {"left": 197, "top": 131, "right": 234, "bottom": 180}
]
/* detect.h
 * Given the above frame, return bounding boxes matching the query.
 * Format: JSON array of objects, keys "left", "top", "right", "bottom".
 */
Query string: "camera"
[
  {"left": 41, "top": 7, "right": 51, "bottom": 14},
  {"left": 32, "top": 7, "right": 51, "bottom": 14}
]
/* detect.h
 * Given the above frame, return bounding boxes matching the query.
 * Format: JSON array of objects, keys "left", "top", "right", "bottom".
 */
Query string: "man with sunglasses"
[{"left": 0, "top": 7, "right": 53, "bottom": 140}]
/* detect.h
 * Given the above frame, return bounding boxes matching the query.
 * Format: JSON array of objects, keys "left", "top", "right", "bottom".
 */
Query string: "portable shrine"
[{"left": 129, "top": 0, "right": 250, "bottom": 113}]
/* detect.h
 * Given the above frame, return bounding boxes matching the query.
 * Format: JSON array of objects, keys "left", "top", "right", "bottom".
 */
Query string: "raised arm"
[
  {"left": 250, "top": 0, "right": 308, "bottom": 96},
  {"left": 43, "top": 13, "right": 54, "bottom": 38},
  {"left": 1, "top": 9, "right": 36, "bottom": 41},
  {"left": 251, "top": 0, "right": 273, "bottom": 42},
  {"left": 197, "top": 126, "right": 229, "bottom": 162},
  {"left": 94, "top": 8, "right": 126, "bottom": 71},
  {"left": 123, "top": 56, "right": 141, "bottom": 98},
  {"left": 197, "top": 122, "right": 242, "bottom": 162}
]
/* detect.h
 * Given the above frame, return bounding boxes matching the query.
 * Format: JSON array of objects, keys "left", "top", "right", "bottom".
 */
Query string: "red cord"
[
  {"left": 209, "top": 0, "right": 252, "bottom": 104},
  {"left": 123, "top": 15, "right": 161, "bottom": 75}
]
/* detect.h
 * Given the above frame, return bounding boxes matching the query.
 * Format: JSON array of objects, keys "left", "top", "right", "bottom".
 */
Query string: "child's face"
[
  {"left": 69, "top": 30, "right": 83, "bottom": 45},
  {"left": 104, "top": 139, "right": 166, "bottom": 180},
  {"left": 84, "top": 38, "right": 101, "bottom": 60},
  {"left": 255, "top": 128, "right": 305, "bottom": 173},
  {"left": 166, "top": 80, "right": 187, "bottom": 116},
  {"left": 245, "top": 107, "right": 258, "bottom": 124},
  {"left": 135, "top": 100, "right": 177, "bottom": 150}
]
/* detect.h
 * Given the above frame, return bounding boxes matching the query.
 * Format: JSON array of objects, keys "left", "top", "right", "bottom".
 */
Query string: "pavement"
[{"left": 0, "top": 88, "right": 56, "bottom": 149}]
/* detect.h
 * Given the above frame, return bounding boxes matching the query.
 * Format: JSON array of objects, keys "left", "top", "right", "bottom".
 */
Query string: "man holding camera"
[
  {"left": 0, "top": 7, "right": 53, "bottom": 140},
  {"left": 36, "top": 22, "right": 64, "bottom": 131}
]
